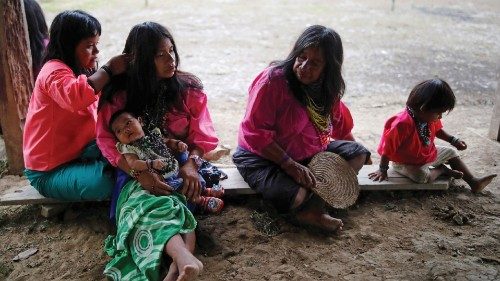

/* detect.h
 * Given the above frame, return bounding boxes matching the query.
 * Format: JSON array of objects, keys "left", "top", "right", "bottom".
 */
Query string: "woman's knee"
[
  {"left": 347, "top": 154, "right": 366, "bottom": 173},
  {"left": 80, "top": 175, "right": 113, "bottom": 200}
]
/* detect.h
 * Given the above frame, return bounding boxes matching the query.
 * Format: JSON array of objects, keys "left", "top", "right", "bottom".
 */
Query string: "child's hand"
[
  {"left": 152, "top": 159, "right": 166, "bottom": 170},
  {"left": 453, "top": 139, "right": 467, "bottom": 150},
  {"left": 176, "top": 141, "right": 188, "bottom": 152},
  {"left": 368, "top": 170, "right": 388, "bottom": 182}
]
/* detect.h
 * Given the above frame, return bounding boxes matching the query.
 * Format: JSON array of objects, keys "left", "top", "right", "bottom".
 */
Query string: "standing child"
[
  {"left": 109, "top": 110, "right": 224, "bottom": 213},
  {"left": 369, "top": 79, "right": 496, "bottom": 192}
]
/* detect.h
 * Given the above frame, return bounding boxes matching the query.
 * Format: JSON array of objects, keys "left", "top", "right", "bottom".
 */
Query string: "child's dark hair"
[
  {"left": 44, "top": 10, "right": 101, "bottom": 76},
  {"left": 406, "top": 79, "right": 456, "bottom": 113},
  {"left": 23, "top": 0, "right": 48, "bottom": 80},
  {"left": 271, "top": 25, "right": 345, "bottom": 115},
  {"left": 109, "top": 109, "right": 136, "bottom": 132}
]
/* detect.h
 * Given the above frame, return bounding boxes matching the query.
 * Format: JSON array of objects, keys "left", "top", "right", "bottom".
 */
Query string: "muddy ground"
[{"left": 1, "top": 0, "right": 499, "bottom": 280}]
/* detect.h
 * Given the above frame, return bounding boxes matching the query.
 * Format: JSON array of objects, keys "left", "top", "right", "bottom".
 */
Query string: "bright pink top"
[
  {"left": 377, "top": 109, "right": 443, "bottom": 165},
  {"left": 238, "top": 67, "right": 354, "bottom": 161},
  {"left": 23, "top": 60, "right": 98, "bottom": 171},
  {"left": 96, "top": 89, "right": 218, "bottom": 167}
]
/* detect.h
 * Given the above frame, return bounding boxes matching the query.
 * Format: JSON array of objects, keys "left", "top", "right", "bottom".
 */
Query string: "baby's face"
[{"left": 111, "top": 113, "right": 145, "bottom": 144}]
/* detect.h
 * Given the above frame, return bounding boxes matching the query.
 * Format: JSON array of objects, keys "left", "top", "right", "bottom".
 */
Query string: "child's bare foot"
[
  {"left": 470, "top": 174, "right": 497, "bottom": 193},
  {"left": 295, "top": 208, "right": 343, "bottom": 232},
  {"left": 173, "top": 249, "right": 203, "bottom": 281},
  {"left": 440, "top": 165, "right": 464, "bottom": 179},
  {"left": 163, "top": 262, "right": 179, "bottom": 281},
  {"left": 176, "top": 265, "right": 199, "bottom": 281}
]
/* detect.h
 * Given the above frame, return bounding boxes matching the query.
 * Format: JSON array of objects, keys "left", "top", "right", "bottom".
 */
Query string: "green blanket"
[{"left": 104, "top": 180, "right": 197, "bottom": 281}]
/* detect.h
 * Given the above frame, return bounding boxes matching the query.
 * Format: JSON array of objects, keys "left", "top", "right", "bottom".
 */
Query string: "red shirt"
[
  {"left": 377, "top": 109, "right": 443, "bottom": 165},
  {"left": 23, "top": 60, "right": 98, "bottom": 171},
  {"left": 238, "top": 67, "right": 353, "bottom": 161}
]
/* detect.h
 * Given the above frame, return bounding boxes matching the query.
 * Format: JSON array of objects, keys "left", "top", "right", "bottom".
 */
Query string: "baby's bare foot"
[
  {"left": 176, "top": 265, "right": 199, "bottom": 281},
  {"left": 471, "top": 174, "right": 497, "bottom": 193}
]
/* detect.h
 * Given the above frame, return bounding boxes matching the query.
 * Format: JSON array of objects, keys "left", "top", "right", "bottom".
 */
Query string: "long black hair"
[
  {"left": 406, "top": 79, "right": 456, "bottom": 113},
  {"left": 23, "top": 0, "right": 48, "bottom": 80},
  {"left": 44, "top": 10, "right": 101, "bottom": 76},
  {"left": 272, "top": 25, "right": 345, "bottom": 115},
  {"left": 100, "top": 22, "right": 202, "bottom": 118}
]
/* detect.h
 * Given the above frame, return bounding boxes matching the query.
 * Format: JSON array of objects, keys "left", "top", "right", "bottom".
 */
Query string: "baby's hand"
[
  {"left": 453, "top": 139, "right": 467, "bottom": 150},
  {"left": 152, "top": 159, "right": 166, "bottom": 170},
  {"left": 176, "top": 141, "right": 188, "bottom": 152},
  {"left": 368, "top": 170, "right": 388, "bottom": 182}
]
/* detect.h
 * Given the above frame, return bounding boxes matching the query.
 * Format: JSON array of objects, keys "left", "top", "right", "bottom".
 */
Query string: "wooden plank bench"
[{"left": 0, "top": 165, "right": 450, "bottom": 206}]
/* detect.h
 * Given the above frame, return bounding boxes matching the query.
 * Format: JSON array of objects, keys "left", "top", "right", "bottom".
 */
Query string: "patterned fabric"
[
  {"left": 406, "top": 106, "right": 431, "bottom": 146},
  {"left": 104, "top": 180, "right": 196, "bottom": 281},
  {"left": 116, "top": 128, "right": 179, "bottom": 179}
]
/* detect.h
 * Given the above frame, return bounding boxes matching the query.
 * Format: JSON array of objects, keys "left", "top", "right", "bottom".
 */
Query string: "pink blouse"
[
  {"left": 96, "top": 89, "right": 218, "bottom": 167},
  {"left": 377, "top": 109, "right": 443, "bottom": 165},
  {"left": 238, "top": 67, "right": 354, "bottom": 162},
  {"left": 23, "top": 60, "right": 98, "bottom": 171}
]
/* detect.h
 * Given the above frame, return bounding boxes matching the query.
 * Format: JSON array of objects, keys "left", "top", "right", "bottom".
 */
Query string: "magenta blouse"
[
  {"left": 238, "top": 67, "right": 354, "bottom": 162},
  {"left": 96, "top": 89, "right": 218, "bottom": 167}
]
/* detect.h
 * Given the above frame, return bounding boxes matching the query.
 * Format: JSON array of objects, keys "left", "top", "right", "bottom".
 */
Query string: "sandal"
[
  {"left": 203, "top": 184, "right": 225, "bottom": 198},
  {"left": 199, "top": 196, "right": 224, "bottom": 214}
]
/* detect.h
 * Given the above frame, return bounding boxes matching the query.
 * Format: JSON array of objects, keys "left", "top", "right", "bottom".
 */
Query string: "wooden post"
[
  {"left": 488, "top": 81, "right": 500, "bottom": 141},
  {"left": 0, "top": 0, "right": 33, "bottom": 175}
]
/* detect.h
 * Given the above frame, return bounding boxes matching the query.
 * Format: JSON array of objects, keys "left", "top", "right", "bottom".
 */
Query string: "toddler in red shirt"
[{"left": 369, "top": 79, "right": 496, "bottom": 193}]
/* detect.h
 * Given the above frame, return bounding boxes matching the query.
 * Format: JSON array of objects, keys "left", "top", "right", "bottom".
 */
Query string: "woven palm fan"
[{"left": 307, "top": 152, "right": 359, "bottom": 209}]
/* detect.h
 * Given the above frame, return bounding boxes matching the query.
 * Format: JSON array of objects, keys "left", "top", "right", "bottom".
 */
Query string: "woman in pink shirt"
[
  {"left": 98, "top": 22, "right": 218, "bottom": 280},
  {"left": 233, "top": 25, "right": 370, "bottom": 232},
  {"left": 23, "top": 10, "right": 128, "bottom": 200}
]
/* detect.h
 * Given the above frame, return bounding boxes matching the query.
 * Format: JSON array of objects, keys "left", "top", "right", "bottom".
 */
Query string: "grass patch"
[{"left": 250, "top": 210, "right": 280, "bottom": 236}]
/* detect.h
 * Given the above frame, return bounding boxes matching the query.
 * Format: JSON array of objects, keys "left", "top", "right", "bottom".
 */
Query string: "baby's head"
[
  {"left": 406, "top": 78, "right": 456, "bottom": 122},
  {"left": 109, "top": 110, "right": 145, "bottom": 144}
]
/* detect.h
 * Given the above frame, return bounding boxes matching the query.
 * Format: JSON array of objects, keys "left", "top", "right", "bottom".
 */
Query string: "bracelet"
[
  {"left": 278, "top": 154, "right": 290, "bottom": 166},
  {"left": 379, "top": 164, "right": 389, "bottom": 172},
  {"left": 449, "top": 136, "right": 459, "bottom": 145},
  {"left": 129, "top": 168, "right": 142, "bottom": 179},
  {"left": 146, "top": 159, "right": 152, "bottom": 170},
  {"left": 189, "top": 154, "right": 202, "bottom": 167},
  {"left": 101, "top": 65, "right": 112, "bottom": 77}
]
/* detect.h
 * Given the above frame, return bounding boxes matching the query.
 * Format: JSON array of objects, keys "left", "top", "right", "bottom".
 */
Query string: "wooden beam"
[
  {"left": 0, "top": 0, "right": 33, "bottom": 175},
  {"left": 488, "top": 80, "right": 500, "bottom": 141}
]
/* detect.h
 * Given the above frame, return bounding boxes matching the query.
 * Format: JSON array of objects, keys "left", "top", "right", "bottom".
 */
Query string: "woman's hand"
[
  {"left": 368, "top": 170, "right": 388, "bottom": 182},
  {"left": 281, "top": 158, "right": 316, "bottom": 189},
  {"left": 137, "top": 170, "right": 173, "bottom": 196},
  {"left": 105, "top": 53, "right": 130, "bottom": 76},
  {"left": 178, "top": 160, "right": 202, "bottom": 202}
]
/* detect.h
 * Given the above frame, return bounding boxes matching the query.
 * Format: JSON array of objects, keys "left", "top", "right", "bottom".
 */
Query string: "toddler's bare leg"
[
  {"left": 448, "top": 157, "right": 497, "bottom": 192},
  {"left": 428, "top": 165, "right": 463, "bottom": 182}
]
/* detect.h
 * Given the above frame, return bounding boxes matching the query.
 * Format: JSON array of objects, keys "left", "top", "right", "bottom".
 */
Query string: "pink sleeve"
[
  {"left": 182, "top": 89, "right": 219, "bottom": 154},
  {"left": 96, "top": 93, "right": 126, "bottom": 167},
  {"left": 239, "top": 72, "right": 279, "bottom": 153},
  {"left": 331, "top": 101, "right": 354, "bottom": 140},
  {"left": 45, "top": 66, "right": 97, "bottom": 112}
]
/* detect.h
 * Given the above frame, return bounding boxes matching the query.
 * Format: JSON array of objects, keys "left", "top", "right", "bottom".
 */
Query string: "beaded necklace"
[
  {"left": 406, "top": 106, "right": 431, "bottom": 146},
  {"left": 302, "top": 81, "right": 332, "bottom": 147}
]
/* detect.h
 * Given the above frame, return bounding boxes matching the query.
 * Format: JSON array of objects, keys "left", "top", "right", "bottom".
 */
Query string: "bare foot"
[
  {"left": 163, "top": 262, "right": 178, "bottom": 281},
  {"left": 295, "top": 208, "right": 343, "bottom": 232},
  {"left": 441, "top": 165, "right": 464, "bottom": 179},
  {"left": 471, "top": 174, "right": 497, "bottom": 193},
  {"left": 174, "top": 249, "right": 203, "bottom": 281},
  {"left": 176, "top": 265, "right": 199, "bottom": 281},
  {"left": 203, "top": 145, "right": 230, "bottom": 161}
]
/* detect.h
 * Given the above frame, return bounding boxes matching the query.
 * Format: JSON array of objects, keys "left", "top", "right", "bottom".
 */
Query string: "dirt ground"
[{"left": 1, "top": 0, "right": 499, "bottom": 280}]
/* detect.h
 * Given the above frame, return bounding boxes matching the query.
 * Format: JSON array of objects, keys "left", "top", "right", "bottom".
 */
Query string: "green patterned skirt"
[{"left": 104, "top": 180, "right": 197, "bottom": 281}]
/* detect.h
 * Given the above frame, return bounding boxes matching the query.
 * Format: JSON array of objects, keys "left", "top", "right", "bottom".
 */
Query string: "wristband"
[
  {"left": 278, "top": 154, "right": 290, "bottom": 166},
  {"left": 101, "top": 65, "right": 113, "bottom": 77},
  {"left": 379, "top": 164, "right": 389, "bottom": 172},
  {"left": 449, "top": 136, "right": 459, "bottom": 145},
  {"left": 189, "top": 154, "right": 202, "bottom": 167}
]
